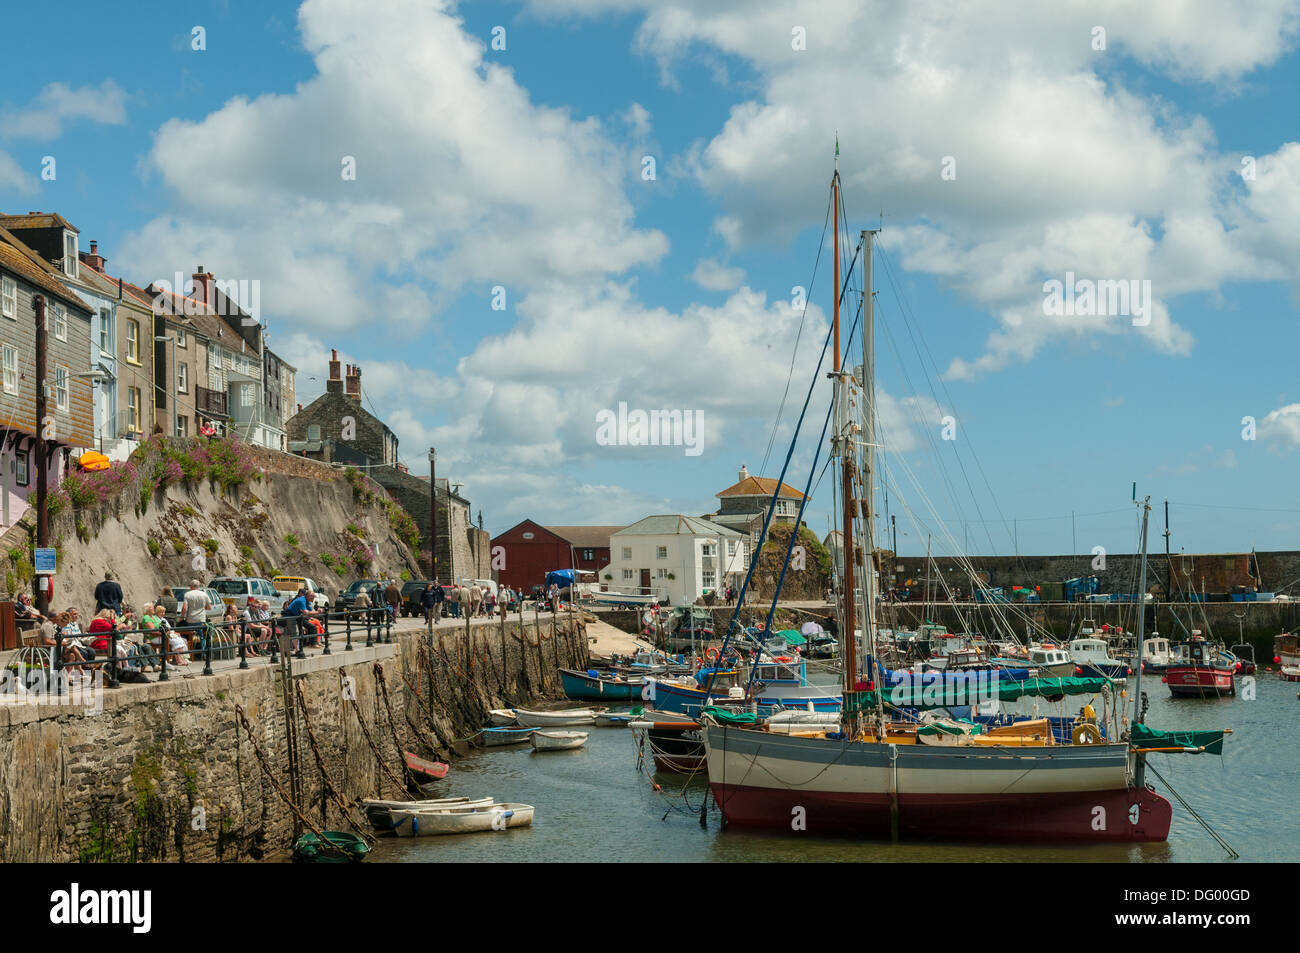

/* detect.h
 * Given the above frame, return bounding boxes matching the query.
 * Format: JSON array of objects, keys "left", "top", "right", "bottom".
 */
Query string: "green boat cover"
[
  {"left": 1130, "top": 723, "right": 1226, "bottom": 755},
  {"left": 916, "top": 721, "right": 983, "bottom": 737},
  {"left": 877, "top": 675, "right": 1110, "bottom": 710},
  {"left": 700, "top": 706, "right": 760, "bottom": 725},
  {"left": 775, "top": 629, "right": 806, "bottom": 647}
]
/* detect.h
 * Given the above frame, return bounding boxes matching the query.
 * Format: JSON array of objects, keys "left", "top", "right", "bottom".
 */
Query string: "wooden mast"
[{"left": 831, "top": 143, "right": 857, "bottom": 693}]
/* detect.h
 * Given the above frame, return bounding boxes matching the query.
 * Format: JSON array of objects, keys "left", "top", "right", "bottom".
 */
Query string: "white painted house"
[{"left": 608, "top": 515, "right": 748, "bottom": 605}]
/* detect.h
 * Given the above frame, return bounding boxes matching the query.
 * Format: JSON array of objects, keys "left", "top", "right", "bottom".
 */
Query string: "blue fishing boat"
[
  {"left": 477, "top": 727, "right": 536, "bottom": 747},
  {"left": 560, "top": 668, "right": 645, "bottom": 701},
  {"left": 645, "top": 659, "right": 843, "bottom": 718}
]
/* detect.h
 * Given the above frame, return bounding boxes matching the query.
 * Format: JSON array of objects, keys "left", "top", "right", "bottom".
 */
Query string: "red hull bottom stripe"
[{"left": 709, "top": 783, "right": 1172, "bottom": 842}]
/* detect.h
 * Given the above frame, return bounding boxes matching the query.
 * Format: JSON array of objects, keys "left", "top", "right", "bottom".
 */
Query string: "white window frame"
[
  {"left": 176, "top": 327, "right": 187, "bottom": 348},
  {"left": 702, "top": 570, "right": 716, "bottom": 589},
  {"left": 53, "top": 302, "right": 67, "bottom": 340},
  {"left": 98, "top": 307, "right": 111, "bottom": 355},
  {"left": 55, "top": 366, "right": 69, "bottom": 412},
  {"left": 656, "top": 546, "right": 668, "bottom": 560},
  {"left": 63, "top": 232, "right": 78, "bottom": 279},
  {"left": 621, "top": 546, "right": 632, "bottom": 560},
  {"left": 621, "top": 569, "right": 634, "bottom": 581},
  {"left": 0, "top": 276, "right": 15, "bottom": 319},
  {"left": 175, "top": 416, "right": 188, "bottom": 437},
  {"left": 727, "top": 540, "right": 737, "bottom": 556},
  {"left": 655, "top": 568, "right": 670, "bottom": 579},
  {"left": 701, "top": 542, "right": 716, "bottom": 556},
  {"left": 127, "top": 386, "right": 140, "bottom": 433},
  {"left": 1, "top": 344, "right": 17, "bottom": 396},
  {"left": 126, "top": 318, "right": 139, "bottom": 363},
  {"left": 177, "top": 362, "right": 188, "bottom": 394}
]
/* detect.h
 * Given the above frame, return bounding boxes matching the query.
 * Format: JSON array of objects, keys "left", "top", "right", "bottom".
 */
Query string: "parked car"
[
  {"left": 165, "top": 586, "right": 226, "bottom": 625},
  {"left": 338, "top": 579, "right": 381, "bottom": 612},
  {"left": 209, "top": 576, "right": 288, "bottom": 613},
  {"left": 272, "top": 576, "right": 332, "bottom": 613},
  {"left": 401, "top": 580, "right": 434, "bottom": 616}
]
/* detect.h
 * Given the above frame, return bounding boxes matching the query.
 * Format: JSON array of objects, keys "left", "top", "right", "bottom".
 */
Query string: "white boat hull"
[
  {"left": 531, "top": 730, "right": 588, "bottom": 751},
  {"left": 514, "top": 708, "right": 598, "bottom": 727},
  {"left": 389, "top": 803, "right": 534, "bottom": 837}
]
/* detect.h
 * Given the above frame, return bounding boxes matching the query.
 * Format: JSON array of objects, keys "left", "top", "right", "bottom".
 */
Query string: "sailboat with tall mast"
[{"left": 698, "top": 156, "right": 1226, "bottom": 842}]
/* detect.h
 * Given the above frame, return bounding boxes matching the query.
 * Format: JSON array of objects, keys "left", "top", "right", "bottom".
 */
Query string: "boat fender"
[{"left": 1072, "top": 723, "right": 1102, "bottom": 746}]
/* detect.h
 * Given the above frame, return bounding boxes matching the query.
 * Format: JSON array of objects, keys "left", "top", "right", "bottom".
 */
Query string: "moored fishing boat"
[
  {"left": 594, "top": 712, "right": 635, "bottom": 727},
  {"left": 1278, "top": 666, "right": 1300, "bottom": 683},
  {"left": 559, "top": 668, "right": 644, "bottom": 701},
  {"left": 363, "top": 797, "right": 495, "bottom": 832},
  {"left": 1164, "top": 639, "right": 1235, "bottom": 698},
  {"left": 530, "top": 729, "right": 587, "bottom": 751},
  {"left": 1274, "top": 632, "right": 1300, "bottom": 668},
  {"left": 513, "top": 707, "right": 599, "bottom": 727},
  {"left": 488, "top": 709, "right": 518, "bottom": 726}
]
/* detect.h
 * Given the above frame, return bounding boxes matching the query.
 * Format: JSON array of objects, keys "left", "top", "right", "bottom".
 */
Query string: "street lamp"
[{"left": 427, "top": 447, "right": 437, "bottom": 581}]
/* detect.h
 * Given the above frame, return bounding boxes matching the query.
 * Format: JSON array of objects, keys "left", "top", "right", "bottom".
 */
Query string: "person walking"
[
  {"left": 420, "top": 582, "right": 439, "bottom": 627},
  {"left": 469, "top": 582, "right": 483, "bottom": 618},
  {"left": 384, "top": 580, "right": 401, "bottom": 626},
  {"left": 458, "top": 584, "right": 471, "bottom": 620}
]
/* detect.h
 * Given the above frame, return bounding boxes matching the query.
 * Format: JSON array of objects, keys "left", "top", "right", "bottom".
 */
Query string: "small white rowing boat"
[
  {"left": 488, "top": 709, "right": 519, "bottom": 726},
  {"left": 531, "top": 730, "right": 588, "bottom": 751},
  {"left": 513, "top": 707, "right": 598, "bottom": 727},
  {"left": 478, "top": 727, "right": 536, "bottom": 747},
  {"left": 594, "top": 712, "right": 634, "bottom": 727},
  {"left": 362, "top": 796, "right": 495, "bottom": 832},
  {"left": 390, "top": 803, "right": 535, "bottom": 837}
]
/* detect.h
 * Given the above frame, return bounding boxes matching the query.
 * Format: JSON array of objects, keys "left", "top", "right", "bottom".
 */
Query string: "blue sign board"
[{"left": 34, "top": 548, "right": 56, "bottom": 574}]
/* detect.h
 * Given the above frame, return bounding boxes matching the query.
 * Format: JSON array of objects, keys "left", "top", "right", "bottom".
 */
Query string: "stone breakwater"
[{"left": 0, "top": 612, "right": 588, "bottom": 862}]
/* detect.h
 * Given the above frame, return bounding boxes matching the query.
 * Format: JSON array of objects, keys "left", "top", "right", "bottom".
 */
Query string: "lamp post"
[
  {"left": 154, "top": 335, "right": 176, "bottom": 438},
  {"left": 434, "top": 449, "right": 444, "bottom": 582},
  {"left": 34, "top": 295, "right": 49, "bottom": 616}
]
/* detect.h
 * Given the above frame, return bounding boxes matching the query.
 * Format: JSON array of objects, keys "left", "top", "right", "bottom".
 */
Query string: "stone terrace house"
[
  {"left": 490, "top": 520, "right": 623, "bottom": 592},
  {"left": 709, "top": 464, "right": 807, "bottom": 541},
  {"left": 287, "top": 350, "right": 397, "bottom": 467},
  {"left": 0, "top": 226, "right": 95, "bottom": 532},
  {"left": 0, "top": 214, "right": 148, "bottom": 460}
]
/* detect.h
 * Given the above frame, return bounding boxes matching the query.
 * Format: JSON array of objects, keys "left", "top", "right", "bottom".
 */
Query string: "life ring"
[
  {"left": 775, "top": 655, "right": 793, "bottom": 663},
  {"left": 755, "top": 622, "right": 766, "bottom": 632},
  {"left": 1072, "top": 723, "right": 1102, "bottom": 746},
  {"left": 705, "top": 647, "right": 720, "bottom": 662}
]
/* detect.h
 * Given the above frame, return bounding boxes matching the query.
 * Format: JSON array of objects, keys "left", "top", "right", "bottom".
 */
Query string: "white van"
[{"left": 460, "top": 578, "right": 498, "bottom": 598}]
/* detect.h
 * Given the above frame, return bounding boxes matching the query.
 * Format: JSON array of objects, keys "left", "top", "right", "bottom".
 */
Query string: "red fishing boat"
[
  {"left": 404, "top": 752, "right": 450, "bottom": 782},
  {"left": 1164, "top": 640, "right": 1235, "bottom": 698}
]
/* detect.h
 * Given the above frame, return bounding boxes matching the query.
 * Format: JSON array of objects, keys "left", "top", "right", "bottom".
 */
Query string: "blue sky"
[{"left": 4, "top": 0, "right": 1300, "bottom": 560}]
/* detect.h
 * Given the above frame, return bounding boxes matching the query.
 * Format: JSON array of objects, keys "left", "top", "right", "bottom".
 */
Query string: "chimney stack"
[
  {"left": 83, "top": 240, "right": 105, "bottom": 270},
  {"left": 345, "top": 363, "right": 361, "bottom": 401},
  {"left": 192, "top": 266, "right": 213, "bottom": 305},
  {"left": 327, "top": 349, "right": 344, "bottom": 394},
  {"left": 738, "top": 463, "right": 750, "bottom": 482}
]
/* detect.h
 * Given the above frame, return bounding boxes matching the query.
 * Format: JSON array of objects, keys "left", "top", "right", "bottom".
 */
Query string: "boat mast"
[
  {"left": 832, "top": 147, "right": 857, "bottom": 693},
  {"left": 860, "top": 227, "right": 880, "bottom": 716},
  {"left": 1133, "top": 495, "right": 1151, "bottom": 787}
]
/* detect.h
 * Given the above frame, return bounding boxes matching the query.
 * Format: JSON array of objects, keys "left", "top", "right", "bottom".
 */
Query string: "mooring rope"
[
  {"left": 1145, "top": 760, "right": 1239, "bottom": 860},
  {"left": 233, "top": 703, "right": 350, "bottom": 858},
  {"left": 294, "top": 682, "right": 374, "bottom": 842},
  {"left": 346, "top": 690, "right": 407, "bottom": 795}
]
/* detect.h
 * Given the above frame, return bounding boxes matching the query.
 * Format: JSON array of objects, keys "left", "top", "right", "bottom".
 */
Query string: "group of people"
[{"left": 13, "top": 573, "right": 333, "bottom": 682}]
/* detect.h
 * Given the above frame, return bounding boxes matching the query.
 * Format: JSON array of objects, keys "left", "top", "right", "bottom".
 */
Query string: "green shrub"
[
  {"left": 284, "top": 533, "right": 299, "bottom": 548},
  {"left": 147, "top": 539, "right": 161, "bottom": 557},
  {"left": 400, "top": 570, "right": 410, "bottom": 582},
  {"left": 239, "top": 544, "right": 252, "bottom": 558},
  {"left": 202, "top": 538, "right": 220, "bottom": 555},
  {"left": 345, "top": 523, "right": 361, "bottom": 537},
  {"left": 320, "top": 553, "right": 335, "bottom": 568},
  {"left": 172, "top": 537, "right": 185, "bottom": 554},
  {"left": 333, "top": 561, "right": 347, "bottom": 578}
]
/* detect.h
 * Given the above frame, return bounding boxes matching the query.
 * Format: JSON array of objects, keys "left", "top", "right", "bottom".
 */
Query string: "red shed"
[{"left": 491, "top": 520, "right": 622, "bottom": 591}]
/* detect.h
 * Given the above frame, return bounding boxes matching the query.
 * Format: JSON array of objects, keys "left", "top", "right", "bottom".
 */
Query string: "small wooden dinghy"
[
  {"left": 514, "top": 707, "right": 598, "bottom": 727},
  {"left": 531, "top": 729, "right": 588, "bottom": 751},
  {"left": 478, "top": 727, "right": 536, "bottom": 747},
  {"left": 390, "top": 803, "right": 534, "bottom": 837},
  {"left": 404, "top": 752, "right": 450, "bottom": 782},
  {"left": 292, "top": 831, "right": 370, "bottom": 863},
  {"left": 594, "top": 712, "right": 634, "bottom": 727},
  {"left": 488, "top": 709, "right": 518, "bottom": 726}
]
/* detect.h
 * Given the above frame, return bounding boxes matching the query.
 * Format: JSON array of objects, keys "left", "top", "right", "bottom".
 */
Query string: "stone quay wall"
[{"left": 0, "top": 611, "right": 588, "bottom": 863}]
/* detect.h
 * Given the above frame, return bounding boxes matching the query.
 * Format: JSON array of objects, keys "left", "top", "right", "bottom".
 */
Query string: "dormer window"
[{"left": 63, "top": 232, "right": 78, "bottom": 279}]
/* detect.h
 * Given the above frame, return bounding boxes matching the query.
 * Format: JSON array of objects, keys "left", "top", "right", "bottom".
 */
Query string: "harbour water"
[{"left": 371, "top": 672, "right": 1293, "bottom": 863}]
